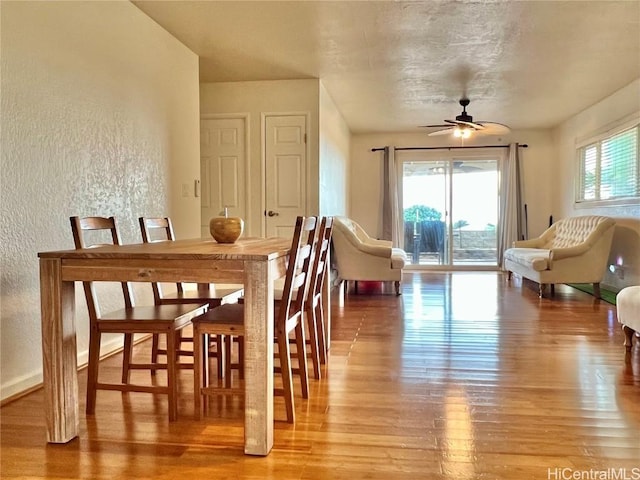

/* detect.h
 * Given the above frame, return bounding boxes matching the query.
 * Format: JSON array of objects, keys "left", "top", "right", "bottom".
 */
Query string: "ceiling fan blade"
[
  {"left": 419, "top": 124, "right": 450, "bottom": 128},
  {"left": 428, "top": 128, "right": 456, "bottom": 136},
  {"left": 456, "top": 120, "right": 484, "bottom": 130},
  {"left": 476, "top": 122, "right": 511, "bottom": 135}
]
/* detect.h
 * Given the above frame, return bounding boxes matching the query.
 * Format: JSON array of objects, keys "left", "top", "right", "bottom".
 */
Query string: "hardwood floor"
[{"left": 2, "top": 272, "right": 639, "bottom": 479}]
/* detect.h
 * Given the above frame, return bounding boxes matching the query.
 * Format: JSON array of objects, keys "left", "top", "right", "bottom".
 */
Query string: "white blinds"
[{"left": 577, "top": 125, "right": 639, "bottom": 202}]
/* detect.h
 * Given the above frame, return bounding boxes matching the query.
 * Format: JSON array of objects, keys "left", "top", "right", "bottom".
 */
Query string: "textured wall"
[
  {"left": 0, "top": 1, "right": 200, "bottom": 400},
  {"left": 319, "top": 82, "right": 350, "bottom": 217}
]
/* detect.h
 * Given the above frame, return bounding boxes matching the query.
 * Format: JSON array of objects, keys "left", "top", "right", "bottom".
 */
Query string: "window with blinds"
[{"left": 577, "top": 123, "right": 639, "bottom": 203}]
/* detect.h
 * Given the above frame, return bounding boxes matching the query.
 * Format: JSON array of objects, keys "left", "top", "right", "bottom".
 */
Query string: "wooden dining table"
[{"left": 38, "top": 236, "right": 292, "bottom": 456}]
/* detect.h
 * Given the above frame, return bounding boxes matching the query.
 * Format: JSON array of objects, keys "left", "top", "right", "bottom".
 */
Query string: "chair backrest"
[
  {"left": 277, "top": 216, "right": 318, "bottom": 328},
  {"left": 70, "top": 216, "right": 135, "bottom": 321},
  {"left": 335, "top": 216, "right": 373, "bottom": 244},
  {"left": 306, "top": 216, "right": 334, "bottom": 306},
  {"left": 138, "top": 216, "right": 183, "bottom": 302},
  {"left": 333, "top": 216, "right": 391, "bottom": 257},
  {"left": 139, "top": 216, "right": 176, "bottom": 243},
  {"left": 543, "top": 215, "right": 615, "bottom": 249}
]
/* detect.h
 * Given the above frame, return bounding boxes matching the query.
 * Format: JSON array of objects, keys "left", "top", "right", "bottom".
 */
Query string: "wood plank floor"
[{"left": 2, "top": 272, "right": 639, "bottom": 479}]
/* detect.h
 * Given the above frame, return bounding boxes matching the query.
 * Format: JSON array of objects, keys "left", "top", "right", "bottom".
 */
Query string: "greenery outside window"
[{"left": 576, "top": 123, "right": 639, "bottom": 204}]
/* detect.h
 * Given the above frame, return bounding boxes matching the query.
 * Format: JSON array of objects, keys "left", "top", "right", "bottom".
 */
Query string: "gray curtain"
[
  {"left": 498, "top": 143, "right": 524, "bottom": 268},
  {"left": 381, "top": 146, "right": 402, "bottom": 246}
]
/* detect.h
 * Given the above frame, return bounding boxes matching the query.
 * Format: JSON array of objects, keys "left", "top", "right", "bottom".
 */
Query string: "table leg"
[
  {"left": 242, "top": 260, "right": 274, "bottom": 456},
  {"left": 39, "top": 258, "right": 79, "bottom": 443}
]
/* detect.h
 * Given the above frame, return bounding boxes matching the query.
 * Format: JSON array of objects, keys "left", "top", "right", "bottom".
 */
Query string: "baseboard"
[
  {"left": 0, "top": 335, "right": 151, "bottom": 406},
  {"left": 0, "top": 371, "right": 45, "bottom": 406},
  {"left": 566, "top": 283, "right": 617, "bottom": 305},
  {"left": 600, "top": 282, "right": 621, "bottom": 294}
]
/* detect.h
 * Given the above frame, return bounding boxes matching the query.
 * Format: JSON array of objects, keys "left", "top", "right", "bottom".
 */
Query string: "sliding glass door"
[{"left": 400, "top": 151, "right": 500, "bottom": 268}]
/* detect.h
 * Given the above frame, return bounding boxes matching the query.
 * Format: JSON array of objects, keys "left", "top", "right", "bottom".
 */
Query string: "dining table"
[{"left": 38, "top": 236, "right": 293, "bottom": 456}]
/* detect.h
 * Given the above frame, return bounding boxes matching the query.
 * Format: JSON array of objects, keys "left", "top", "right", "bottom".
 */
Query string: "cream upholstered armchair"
[
  {"left": 504, "top": 215, "right": 615, "bottom": 298},
  {"left": 331, "top": 216, "right": 408, "bottom": 295}
]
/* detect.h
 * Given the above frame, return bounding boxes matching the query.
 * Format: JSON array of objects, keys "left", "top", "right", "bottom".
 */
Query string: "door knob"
[{"left": 267, "top": 210, "right": 279, "bottom": 217}]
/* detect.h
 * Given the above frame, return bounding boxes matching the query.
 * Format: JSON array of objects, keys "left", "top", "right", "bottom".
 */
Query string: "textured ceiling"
[{"left": 133, "top": 0, "right": 640, "bottom": 134}]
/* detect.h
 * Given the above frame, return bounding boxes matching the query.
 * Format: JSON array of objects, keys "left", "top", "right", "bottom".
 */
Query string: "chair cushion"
[{"left": 504, "top": 247, "right": 550, "bottom": 272}]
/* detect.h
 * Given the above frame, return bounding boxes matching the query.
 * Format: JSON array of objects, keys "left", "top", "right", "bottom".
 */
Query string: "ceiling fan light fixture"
[{"left": 453, "top": 126, "right": 472, "bottom": 139}]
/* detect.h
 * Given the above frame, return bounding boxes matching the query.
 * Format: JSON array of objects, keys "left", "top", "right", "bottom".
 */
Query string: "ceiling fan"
[{"left": 421, "top": 98, "right": 511, "bottom": 138}]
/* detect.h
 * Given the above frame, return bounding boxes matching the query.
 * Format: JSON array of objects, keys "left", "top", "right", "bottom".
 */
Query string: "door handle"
[{"left": 267, "top": 210, "right": 279, "bottom": 217}]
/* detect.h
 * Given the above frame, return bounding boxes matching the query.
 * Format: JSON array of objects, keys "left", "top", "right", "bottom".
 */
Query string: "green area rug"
[{"left": 566, "top": 283, "right": 617, "bottom": 305}]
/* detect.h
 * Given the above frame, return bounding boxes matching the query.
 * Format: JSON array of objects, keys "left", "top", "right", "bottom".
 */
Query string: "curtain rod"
[{"left": 370, "top": 144, "right": 528, "bottom": 152}]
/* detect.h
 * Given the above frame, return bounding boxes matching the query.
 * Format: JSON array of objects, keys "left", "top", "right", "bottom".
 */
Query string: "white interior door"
[
  {"left": 265, "top": 115, "right": 307, "bottom": 238},
  {"left": 200, "top": 117, "right": 246, "bottom": 238}
]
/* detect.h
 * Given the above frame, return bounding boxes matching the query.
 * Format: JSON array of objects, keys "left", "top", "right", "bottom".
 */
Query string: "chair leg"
[
  {"left": 395, "top": 281, "right": 401, "bottom": 295},
  {"left": 622, "top": 325, "right": 635, "bottom": 350},
  {"left": 175, "top": 328, "right": 184, "bottom": 362},
  {"left": 166, "top": 330, "right": 178, "bottom": 422},
  {"left": 86, "top": 329, "right": 101, "bottom": 415},
  {"left": 151, "top": 333, "right": 160, "bottom": 366},
  {"left": 294, "top": 322, "right": 309, "bottom": 399},
  {"left": 215, "top": 334, "right": 224, "bottom": 379},
  {"left": 224, "top": 336, "right": 233, "bottom": 388},
  {"left": 315, "top": 301, "right": 327, "bottom": 365},
  {"left": 593, "top": 283, "right": 601, "bottom": 299},
  {"left": 121, "top": 333, "right": 134, "bottom": 384},
  {"left": 238, "top": 337, "right": 245, "bottom": 380},
  {"left": 193, "top": 326, "right": 204, "bottom": 419},
  {"left": 305, "top": 305, "right": 322, "bottom": 380},
  {"left": 276, "top": 329, "right": 296, "bottom": 423}
]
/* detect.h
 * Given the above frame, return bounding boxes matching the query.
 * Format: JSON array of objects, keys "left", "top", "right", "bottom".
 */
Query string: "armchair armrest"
[
  {"left": 513, "top": 238, "right": 544, "bottom": 248},
  {"left": 513, "top": 224, "right": 557, "bottom": 249},
  {"left": 357, "top": 242, "right": 392, "bottom": 258},
  {"left": 363, "top": 238, "right": 392, "bottom": 248},
  {"left": 550, "top": 243, "right": 591, "bottom": 261}
]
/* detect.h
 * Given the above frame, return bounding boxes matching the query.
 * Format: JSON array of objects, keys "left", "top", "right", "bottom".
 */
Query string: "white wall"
[
  {"left": 0, "top": 1, "right": 201, "bottom": 401},
  {"left": 349, "top": 130, "right": 555, "bottom": 238},
  {"left": 553, "top": 79, "right": 640, "bottom": 289},
  {"left": 200, "top": 80, "right": 320, "bottom": 236},
  {"left": 319, "top": 82, "right": 350, "bottom": 216}
]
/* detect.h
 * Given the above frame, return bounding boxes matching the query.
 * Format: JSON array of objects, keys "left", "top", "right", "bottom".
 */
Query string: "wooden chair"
[
  {"left": 139, "top": 217, "right": 244, "bottom": 377},
  {"left": 193, "top": 216, "right": 318, "bottom": 423},
  {"left": 243, "top": 218, "right": 329, "bottom": 380},
  {"left": 70, "top": 216, "right": 208, "bottom": 421},
  {"left": 304, "top": 216, "right": 334, "bottom": 375}
]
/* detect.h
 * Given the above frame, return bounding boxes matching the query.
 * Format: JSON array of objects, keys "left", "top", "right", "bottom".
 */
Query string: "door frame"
[
  {"left": 260, "top": 112, "right": 311, "bottom": 237},
  {"left": 200, "top": 113, "right": 251, "bottom": 234},
  {"left": 397, "top": 148, "right": 504, "bottom": 271}
]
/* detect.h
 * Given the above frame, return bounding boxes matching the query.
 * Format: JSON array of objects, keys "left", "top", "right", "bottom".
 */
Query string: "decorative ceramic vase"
[{"left": 209, "top": 215, "right": 244, "bottom": 243}]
